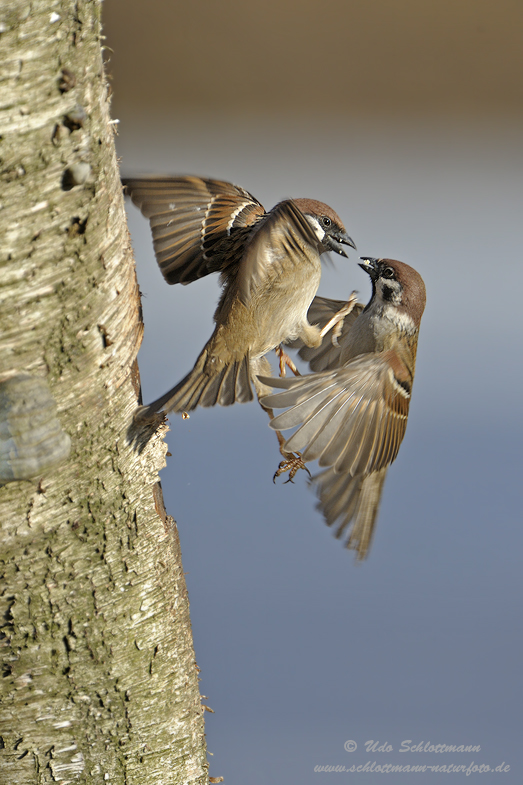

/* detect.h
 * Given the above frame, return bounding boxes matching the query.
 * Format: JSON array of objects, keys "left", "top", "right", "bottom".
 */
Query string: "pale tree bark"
[{"left": 0, "top": 2, "right": 210, "bottom": 783}]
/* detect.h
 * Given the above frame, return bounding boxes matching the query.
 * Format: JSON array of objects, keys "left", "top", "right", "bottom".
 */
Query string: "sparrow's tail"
[
  {"left": 144, "top": 343, "right": 254, "bottom": 414},
  {"left": 312, "top": 466, "right": 388, "bottom": 560}
]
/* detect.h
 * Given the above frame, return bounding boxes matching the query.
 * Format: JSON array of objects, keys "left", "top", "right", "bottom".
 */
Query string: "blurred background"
[{"left": 104, "top": 2, "right": 522, "bottom": 782}]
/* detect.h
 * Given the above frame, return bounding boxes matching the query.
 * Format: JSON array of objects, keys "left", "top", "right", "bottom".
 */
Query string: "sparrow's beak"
[
  {"left": 327, "top": 232, "right": 357, "bottom": 258},
  {"left": 359, "top": 256, "right": 380, "bottom": 280}
]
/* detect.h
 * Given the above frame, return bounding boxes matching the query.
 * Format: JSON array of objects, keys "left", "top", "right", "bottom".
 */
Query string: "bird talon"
[{"left": 273, "top": 453, "right": 311, "bottom": 484}]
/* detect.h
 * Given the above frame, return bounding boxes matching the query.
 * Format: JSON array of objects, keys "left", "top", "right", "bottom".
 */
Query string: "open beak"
[
  {"left": 358, "top": 256, "right": 380, "bottom": 280},
  {"left": 327, "top": 232, "right": 357, "bottom": 257}
]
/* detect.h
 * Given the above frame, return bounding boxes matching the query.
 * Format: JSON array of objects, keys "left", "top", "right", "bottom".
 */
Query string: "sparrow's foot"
[
  {"left": 273, "top": 452, "right": 312, "bottom": 484},
  {"left": 276, "top": 345, "right": 301, "bottom": 377},
  {"left": 319, "top": 291, "right": 359, "bottom": 345},
  {"left": 261, "top": 404, "right": 310, "bottom": 484}
]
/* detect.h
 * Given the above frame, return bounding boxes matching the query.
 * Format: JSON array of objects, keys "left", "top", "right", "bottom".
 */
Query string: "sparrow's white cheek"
[
  {"left": 305, "top": 215, "right": 326, "bottom": 243},
  {"left": 385, "top": 306, "right": 417, "bottom": 334}
]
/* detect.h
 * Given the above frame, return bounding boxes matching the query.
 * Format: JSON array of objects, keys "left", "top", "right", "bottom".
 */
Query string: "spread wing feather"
[
  {"left": 261, "top": 350, "right": 411, "bottom": 477},
  {"left": 122, "top": 175, "right": 265, "bottom": 284}
]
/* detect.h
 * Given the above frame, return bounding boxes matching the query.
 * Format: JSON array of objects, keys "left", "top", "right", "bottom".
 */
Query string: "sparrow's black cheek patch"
[{"left": 382, "top": 284, "right": 395, "bottom": 301}]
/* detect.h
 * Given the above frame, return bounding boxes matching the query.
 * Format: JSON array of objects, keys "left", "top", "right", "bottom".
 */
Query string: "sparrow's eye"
[
  {"left": 382, "top": 267, "right": 395, "bottom": 279},
  {"left": 321, "top": 216, "right": 332, "bottom": 229}
]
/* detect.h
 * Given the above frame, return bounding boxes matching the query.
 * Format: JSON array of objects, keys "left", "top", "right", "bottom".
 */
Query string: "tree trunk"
[{"left": 0, "top": 2, "right": 209, "bottom": 782}]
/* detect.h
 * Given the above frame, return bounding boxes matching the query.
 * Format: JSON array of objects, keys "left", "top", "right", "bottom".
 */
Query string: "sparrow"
[
  {"left": 122, "top": 176, "right": 356, "bottom": 414},
  {"left": 260, "top": 257, "right": 426, "bottom": 559}
]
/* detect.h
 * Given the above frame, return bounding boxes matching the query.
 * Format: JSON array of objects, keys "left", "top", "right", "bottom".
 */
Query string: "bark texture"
[{"left": 0, "top": 2, "right": 208, "bottom": 782}]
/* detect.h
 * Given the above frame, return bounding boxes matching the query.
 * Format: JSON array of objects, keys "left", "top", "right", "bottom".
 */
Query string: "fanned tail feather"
[
  {"left": 313, "top": 467, "right": 388, "bottom": 560},
  {"left": 144, "top": 345, "right": 254, "bottom": 414}
]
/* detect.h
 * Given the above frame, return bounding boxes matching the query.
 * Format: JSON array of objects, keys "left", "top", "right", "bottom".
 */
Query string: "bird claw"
[{"left": 273, "top": 452, "right": 312, "bottom": 484}]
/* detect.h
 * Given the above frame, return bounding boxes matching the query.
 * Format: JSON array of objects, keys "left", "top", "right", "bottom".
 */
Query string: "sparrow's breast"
[{"left": 250, "top": 254, "right": 322, "bottom": 356}]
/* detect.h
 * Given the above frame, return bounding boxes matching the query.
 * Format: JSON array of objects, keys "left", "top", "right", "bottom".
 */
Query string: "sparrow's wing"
[
  {"left": 260, "top": 349, "right": 412, "bottom": 476},
  {"left": 297, "top": 296, "right": 365, "bottom": 371},
  {"left": 312, "top": 466, "right": 388, "bottom": 560},
  {"left": 237, "top": 200, "right": 320, "bottom": 306},
  {"left": 122, "top": 175, "right": 265, "bottom": 285}
]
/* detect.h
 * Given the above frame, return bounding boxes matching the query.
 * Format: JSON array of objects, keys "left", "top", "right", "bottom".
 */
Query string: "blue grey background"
[{"left": 105, "top": 3, "right": 523, "bottom": 782}]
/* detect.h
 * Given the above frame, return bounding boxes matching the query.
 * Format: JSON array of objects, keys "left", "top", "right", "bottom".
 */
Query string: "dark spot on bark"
[
  {"left": 58, "top": 68, "right": 76, "bottom": 93},
  {"left": 62, "top": 163, "right": 90, "bottom": 190},
  {"left": 68, "top": 217, "right": 88, "bottom": 236},
  {"left": 98, "top": 324, "right": 113, "bottom": 348},
  {"left": 63, "top": 105, "right": 86, "bottom": 131}
]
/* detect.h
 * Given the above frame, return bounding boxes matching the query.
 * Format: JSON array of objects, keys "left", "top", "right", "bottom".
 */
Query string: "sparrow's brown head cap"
[
  {"left": 293, "top": 198, "right": 345, "bottom": 229},
  {"left": 360, "top": 257, "right": 426, "bottom": 326},
  {"left": 293, "top": 198, "right": 356, "bottom": 256}
]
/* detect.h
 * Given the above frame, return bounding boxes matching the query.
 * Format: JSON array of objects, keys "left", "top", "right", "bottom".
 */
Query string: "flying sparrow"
[
  {"left": 122, "top": 176, "right": 356, "bottom": 414},
  {"left": 260, "top": 257, "right": 426, "bottom": 559}
]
